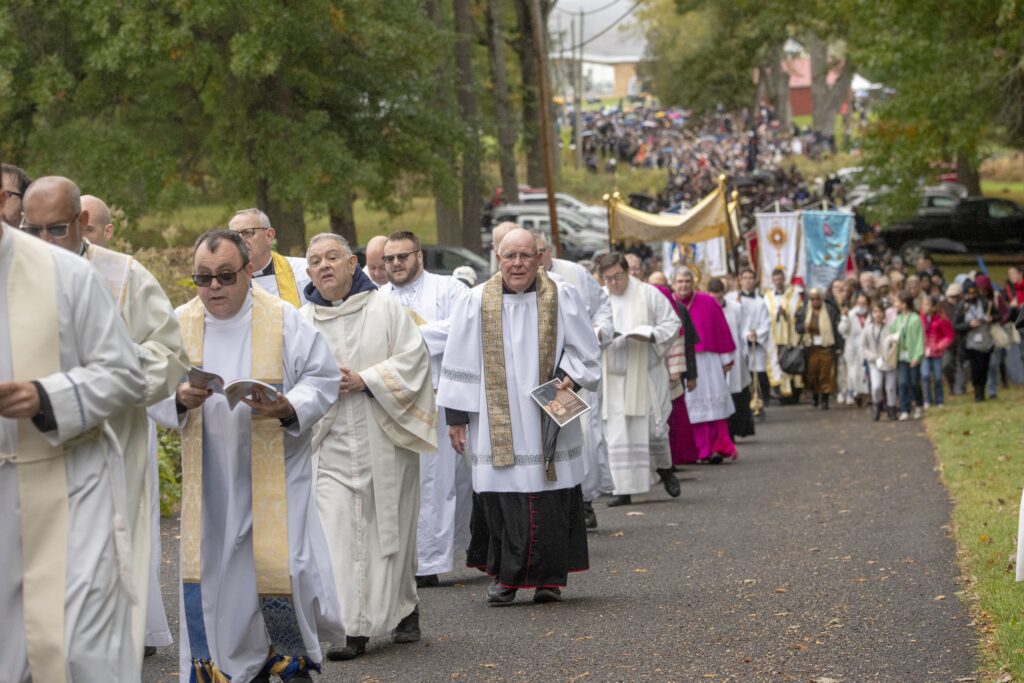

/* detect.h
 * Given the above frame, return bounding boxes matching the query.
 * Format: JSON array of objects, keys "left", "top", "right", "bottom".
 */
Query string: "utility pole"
[
  {"left": 528, "top": 0, "right": 562, "bottom": 258},
  {"left": 575, "top": 9, "right": 584, "bottom": 171}
]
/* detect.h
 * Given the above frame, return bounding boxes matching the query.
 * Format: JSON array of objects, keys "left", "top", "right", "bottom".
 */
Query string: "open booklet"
[
  {"left": 613, "top": 324, "right": 655, "bottom": 341},
  {"left": 529, "top": 378, "right": 591, "bottom": 428},
  {"left": 187, "top": 366, "right": 280, "bottom": 410}
]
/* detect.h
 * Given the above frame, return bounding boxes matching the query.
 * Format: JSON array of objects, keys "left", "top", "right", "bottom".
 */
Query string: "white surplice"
[
  {"left": 253, "top": 253, "right": 312, "bottom": 305},
  {"left": 726, "top": 290, "right": 772, "bottom": 374},
  {"left": 838, "top": 309, "right": 871, "bottom": 395},
  {"left": 436, "top": 279, "right": 601, "bottom": 493},
  {"left": 550, "top": 258, "right": 615, "bottom": 501},
  {"left": 721, "top": 298, "right": 752, "bottom": 394},
  {"left": 602, "top": 278, "right": 680, "bottom": 496},
  {"left": 304, "top": 289, "right": 436, "bottom": 638},
  {"left": 379, "top": 270, "right": 472, "bottom": 576},
  {"left": 149, "top": 293, "right": 343, "bottom": 683},
  {"left": 144, "top": 421, "right": 172, "bottom": 648},
  {"left": 0, "top": 228, "right": 145, "bottom": 683}
]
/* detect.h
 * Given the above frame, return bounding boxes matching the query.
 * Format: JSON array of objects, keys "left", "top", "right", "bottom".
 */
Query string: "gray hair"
[
  {"left": 194, "top": 229, "right": 250, "bottom": 266},
  {"left": 673, "top": 266, "right": 695, "bottom": 281},
  {"left": 231, "top": 207, "right": 271, "bottom": 228},
  {"left": 306, "top": 232, "right": 352, "bottom": 258}
]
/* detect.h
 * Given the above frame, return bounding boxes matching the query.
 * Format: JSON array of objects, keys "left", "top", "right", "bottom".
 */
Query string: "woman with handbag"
[
  {"left": 955, "top": 281, "right": 995, "bottom": 402},
  {"left": 976, "top": 275, "right": 1011, "bottom": 398},
  {"left": 861, "top": 300, "right": 899, "bottom": 420}
]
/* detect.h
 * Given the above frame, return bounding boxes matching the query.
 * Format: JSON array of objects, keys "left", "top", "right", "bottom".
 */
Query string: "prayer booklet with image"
[
  {"left": 187, "top": 366, "right": 280, "bottom": 410},
  {"left": 530, "top": 378, "right": 591, "bottom": 428},
  {"left": 613, "top": 324, "right": 655, "bottom": 341}
]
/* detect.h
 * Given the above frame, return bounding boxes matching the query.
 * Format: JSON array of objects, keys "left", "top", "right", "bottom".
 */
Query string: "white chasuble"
[
  {"left": 149, "top": 291, "right": 342, "bottom": 683},
  {"left": 436, "top": 280, "right": 601, "bottom": 494},
  {"left": 602, "top": 278, "right": 680, "bottom": 496},
  {"left": 85, "top": 242, "right": 189, "bottom": 665},
  {"left": 0, "top": 227, "right": 144, "bottom": 683},
  {"left": 380, "top": 271, "right": 473, "bottom": 575},
  {"left": 303, "top": 289, "right": 436, "bottom": 637}
]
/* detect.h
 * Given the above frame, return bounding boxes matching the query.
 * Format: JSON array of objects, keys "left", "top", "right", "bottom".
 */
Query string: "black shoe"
[
  {"left": 143, "top": 646, "right": 157, "bottom": 658},
  {"left": 887, "top": 407, "right": 898, "bottom": 420},
  {"left": 486, "top": 581, "right": 517, "bottom": 605},
  {"left": 756, "top": 410, "right": 767, "bottom": 422},
  {"left": 416, "top": 574, "right": 440, "bottom": 588},
  {"left": 326, "top": 636, "right": 369, "bottom": 661},
  {"left": 583, "top": 501, "right": 597, "bottom": 529},
  {"left": 606, "top": 494, "right": 632, "bottom": 507},
  {"left": 289, "top": 674, "right": 312, "bottom": 681},
  {"left": 250, "top": 675, "right": 271, "bottom": 683},
  {"left": 812, "top": 393, "right": 819, "bottom": 407},
  {"left": 872, "top": 403, "right": 882, "bottom": 421},
  {"left": 656, "top": 468, "right": 681, "bottom": 498},
  {"left": 708, "top": 453, "right": 724, "bottom": 465},
  {"left": 533, "top": 587, "right": 562, "bottom": 604},
  {"left": 392, "top": 606, "right": 420, "bottom": 643},
  {"left": 820, "top": 394, "right": 830, "bottom": 410}
]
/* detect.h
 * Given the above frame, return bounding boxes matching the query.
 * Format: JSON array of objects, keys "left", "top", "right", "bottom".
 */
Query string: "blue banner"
[{"left": 802, "top": 210, "right": 853, "bottom": 292}]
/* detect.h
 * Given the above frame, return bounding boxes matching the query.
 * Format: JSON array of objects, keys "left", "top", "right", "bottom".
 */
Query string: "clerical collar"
[
  {"left": 79, "top": 239, "right": 90, "bottom": 256},
  {"left": 502, "top": 278, "right": 537, "bottom": 294},
  {"left": 741, "top": 290, "right": 756, "bottom": 298},
  {"left": 252, "top": 255, "right": 275, "bottom": 278}
]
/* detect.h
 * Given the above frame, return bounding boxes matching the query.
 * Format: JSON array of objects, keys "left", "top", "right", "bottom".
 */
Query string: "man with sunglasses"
[
  {"left": 150, "top": 229, "right": 344, "bottom": 681},
  {"left": 0, "top": 175, "right": 146, "bottom": 682},
  {"left": 228, "top": 207, "right": 311, "bottom": 307},
  {"left": 1, "top": 163, "right": 31, "bottom": 228},
  {"left": 378, "top": 230, "right": 472, "bottom": 591},
  {"left": 20, "top": 176, "right": 190, "bottom": 674}
]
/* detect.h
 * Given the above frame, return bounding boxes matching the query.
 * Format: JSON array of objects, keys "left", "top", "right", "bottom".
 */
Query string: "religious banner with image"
[
  {"left": 801, "top": 210, "right": 853, "bottom": 292},
  {"left": 755, "top": 212, "right": 802, "bottom": 289}
]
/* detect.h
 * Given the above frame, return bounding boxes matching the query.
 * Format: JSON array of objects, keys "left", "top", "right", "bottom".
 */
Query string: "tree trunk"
[
  {"left": 806, "top": 32, "right": 855, "bottom": 137},
  {"left": 956, "top": 149, "right": 982, "bottom": 195},
  {"left": 256, "top": 178, "right": 306, "bottom": 256},
  {"left": 486, "top": 0, "right": 519, "bottom": 204},
  {"left": 514, "top": 0, "right": 544, "bottom": 187},
  {"left": 328, "top": 189, "right": 357, "bottom": 245},
  {"left": 757, "top": 45, "right": 792, "bottom": 131},
  {"left": 426, "top": 0, "right": 463, "bottom": 246},
  {"left": 454, "top": 0, "right": 483, "bottom": 249}
]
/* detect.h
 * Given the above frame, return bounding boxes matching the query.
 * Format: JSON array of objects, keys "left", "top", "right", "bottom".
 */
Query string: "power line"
[{"left": 563, "top": 0, "right": 640, "bottom": 52}]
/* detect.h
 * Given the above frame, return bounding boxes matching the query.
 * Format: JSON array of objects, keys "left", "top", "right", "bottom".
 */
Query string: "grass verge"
[{"left": 926, "top": 385, "right": 1024, "bottom": 680}]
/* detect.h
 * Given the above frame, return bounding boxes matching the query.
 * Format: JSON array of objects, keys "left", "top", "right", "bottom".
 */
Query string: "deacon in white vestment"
[
  {"left": 229, "top": 208, "right": 311, "bottom": 306},
  {"left": 763, "top": 267, "right": 805, "bottom": 398},
  {"left": 150, "top": 230, "right": 343, "bottom": 682},
  {"left": 0, "top": 223, "right": 145, "bottom": 683},
  {"left": 301, "top": 233, "right": 437, "bottom": 661},
  {"left": 378, "top": 231, "right": 471, "bottom": 585},
  {"left": 38, "top": 186, "right": 189, "bottom": 667},
  {"left": 712, "top": 279, "right": 756, "bottom": 439},
  {"left": 538, "top": 236, "right": 615, "bottom": 528},
  {"left": 595, "top": 253, "right": 681, "bottom": 507},
  {"left": 437, "top": 229, "right": 601, "bottom": 605},
  {"left": 726, "top": 268, "right": 772, "bottom": 414}
]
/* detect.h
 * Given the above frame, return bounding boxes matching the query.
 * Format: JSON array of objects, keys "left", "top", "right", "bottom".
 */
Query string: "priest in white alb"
[
  {"left": 229, "top": 208, "right": 311, "bottom": 306},
  {"left": 726, "top": 267, "right": 772, "bottom": 418},
  {"left": 301, "top": 233, "right": 436, "bottom": 661},
  {"left": 437, "top": 228, "right": 601, "bottom": 605},
  {"left": 0, "top": 208, "right": 145, "bottom": 682},
  {"left": 595, "top": 252, "right": 681, "bottom": 508},
  {"left": 535, "top": 232, "right": 614, "bottom": 529},
  {"left": 150, "top": 230, "right": 343, "bottom": 682},
  {"left": 27, "top": 181, "right": 189, "bottom": 669},
  {"left": 378, "top": 230, "right": 471, "bottom": 588}
]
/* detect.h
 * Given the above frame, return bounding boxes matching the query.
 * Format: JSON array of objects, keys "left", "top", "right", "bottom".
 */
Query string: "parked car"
[
  {"left": 354, "top": 244, "right": 491, "bottom": 282},
  {"left": 487, "top": 205, "right": 609, "bottom": 261},
  {"left": 883, "top": 197, "right": 1024, "bottom": 262},
  {"left": 517, "top": 192, "right": 608, "bottom": 229}
]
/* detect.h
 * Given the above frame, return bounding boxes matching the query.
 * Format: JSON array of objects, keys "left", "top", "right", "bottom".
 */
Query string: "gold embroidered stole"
[
  {"left": 178, "top": 288, "right": 292, "bottom": 595},
  {"left": 7, "top": 229, "right": 69, "bottom": 683},
  {"left": 481, "top": 270, "right": 558, "bottom": 470},
  {"left": 85, "top": 243, "right": 132, "bottom": 310},
  {"left": 271, "top": 252, "right": 301, "bottom": 308}
]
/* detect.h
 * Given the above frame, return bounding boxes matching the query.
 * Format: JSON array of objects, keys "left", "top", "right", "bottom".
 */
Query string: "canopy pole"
[{"left": 529, "top": 0, "right": 562, "bottom": 259}]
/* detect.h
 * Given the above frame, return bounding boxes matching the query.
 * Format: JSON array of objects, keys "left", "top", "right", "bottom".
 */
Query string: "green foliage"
[
  {"left": 156, "top": 427, "right": 182, "bottom": 517},
  {"left": 926, "top": 386, "right": 1024, "bottom": 680}
]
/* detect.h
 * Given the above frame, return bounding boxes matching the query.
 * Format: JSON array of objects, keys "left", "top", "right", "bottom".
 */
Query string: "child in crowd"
[
  {"left": 891, "top": 292, "right": 926, "bottom": 420},
  {"left": 920, "top": 295, "right": 954, "bottom": 408},
  {"left": 861, "top": 301, "right": 898, "bottom": 421}
]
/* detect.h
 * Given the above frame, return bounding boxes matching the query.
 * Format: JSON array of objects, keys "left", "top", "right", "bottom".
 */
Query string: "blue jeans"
[
  {"left": 897, "top": 361, "right": 923, "bottom": 413},
  {"left": 988, "top": 347, "right": 1006, "bottom": 397},
  {"left": 920, "top": 356, "right": 945, "bottom": 405}
]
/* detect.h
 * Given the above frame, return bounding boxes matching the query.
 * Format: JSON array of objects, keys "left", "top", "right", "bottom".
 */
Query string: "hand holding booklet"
[
  {"left": 530, "top": 378, "right": 591, "bottom": 427},
  {"left": 187, "top": 366, "right": 280, "bottom": 410},
  {"left": 613, "top": 324, "right": 655, "bottom": 342}
]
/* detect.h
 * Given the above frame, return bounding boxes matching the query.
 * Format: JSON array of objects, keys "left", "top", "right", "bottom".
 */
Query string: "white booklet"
[
  {"left": 613, "top": 324, "right": 655, "bottom": 341},
  {"left": 529, "top": 378, "right": 591, "bottom": 427},
  {"left": 187, "top": 366, "right": 280, "bottom": 410}
]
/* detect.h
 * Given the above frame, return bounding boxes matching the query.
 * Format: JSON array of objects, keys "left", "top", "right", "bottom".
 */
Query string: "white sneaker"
[
  {"left": 923, "top": 402, "right": 931, "bottom": 410},
  {"left": 912, "top": 407, "right": 923, "bottom": 420},
  {"left": 898, "top": 412, "right": 910, "bottom": 421},
  {"left": 836, "top": 394, "right": 847, "bottom": 405}
]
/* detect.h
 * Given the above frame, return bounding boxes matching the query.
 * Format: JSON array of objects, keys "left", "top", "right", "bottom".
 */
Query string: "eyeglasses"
[
  {"left": 191, "top": 265, "right": 246, "bottom": 287},
  {"left": 20, "top": 211, "right": 79, "bottom": 238},
  {"left": 500, "top": 251, "right": 536, "bottom": 263},
  {"left": 537, "top": 246, "right": 551, "bottom": 255},
  {"left": 603, "top": 271, "right": 627, "bottom": 283},
  {"left": 233, "top": 227, "right": 268, "bottom": 240},
  {"left": 383, "top": 250, "right": 419, "bottom": 264},
  {"left": 3, "top": 190, "right": 23, "bottom": 199}
]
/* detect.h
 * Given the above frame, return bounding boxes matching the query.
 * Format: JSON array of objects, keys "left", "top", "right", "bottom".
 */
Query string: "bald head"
[
  {"left": 80, "top": 195, "right": 114, "bottom": 247},
  {"left": 492, "top": 221, "right": 520, "bottom": 254},
  {"left": 21, "top": 176, "right": 86, "bottom": 253},
  {"left": 364, "top": 235, "right": 389, "bottom": 285}
]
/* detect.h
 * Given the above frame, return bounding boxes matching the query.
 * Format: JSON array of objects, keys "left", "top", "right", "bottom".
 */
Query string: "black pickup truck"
[{"left": 884, "top": 197, "right": 1024, "bottom": 262}]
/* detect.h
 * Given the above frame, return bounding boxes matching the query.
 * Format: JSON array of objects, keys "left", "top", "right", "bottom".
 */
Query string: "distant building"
[
  {"left": 784, "top": 57, "right": 850, "bottom": 119},
  {"left": 552, "top": 52, "right": 644, "bottom": 101}
]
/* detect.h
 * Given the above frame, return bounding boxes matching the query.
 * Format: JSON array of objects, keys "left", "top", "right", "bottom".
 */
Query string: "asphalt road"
[{"left": 144, "top": 402, "right": 975, "bottom": 682}]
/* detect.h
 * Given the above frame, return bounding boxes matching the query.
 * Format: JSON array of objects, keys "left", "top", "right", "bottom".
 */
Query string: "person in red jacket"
[{"left": 920, "top": 294, "right": 954, "bottom": 407}]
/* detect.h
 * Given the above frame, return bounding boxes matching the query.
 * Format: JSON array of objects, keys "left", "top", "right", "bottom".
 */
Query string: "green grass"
[
  {"left": 926, "top": 386, "right": 1024, "bottom": 680},
  {"left": 982, "top": 180, "right": 1024, "bottom": 205}
]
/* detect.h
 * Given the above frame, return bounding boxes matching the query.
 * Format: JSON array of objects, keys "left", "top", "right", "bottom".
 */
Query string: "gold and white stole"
[
  {"left": 85, "top": 243, "right": 132, "bottom": 310},
  {"left": 6, "top": 229, "right": 69, "bottom": 683},
  {"left": 178, "top": 287, "right": 309, "bottom": 679},
  {"left": 271, "top": 252, "right": 301, "bottom": 308}
]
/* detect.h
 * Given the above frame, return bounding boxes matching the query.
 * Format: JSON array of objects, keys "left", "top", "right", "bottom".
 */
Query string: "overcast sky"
[{"left": 548, "top": 0, "right": 647, "bottom": 60}]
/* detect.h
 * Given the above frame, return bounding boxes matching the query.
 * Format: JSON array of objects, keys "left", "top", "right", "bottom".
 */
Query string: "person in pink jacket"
[{"left": 920, "top": 295, "right": 954, "bottom": 407}]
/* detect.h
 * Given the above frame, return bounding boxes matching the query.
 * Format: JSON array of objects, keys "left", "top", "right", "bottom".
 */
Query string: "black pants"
[
  {"left": 966, "top": 348, "right": 992, "bottom": 399},
  {"left": 757, "top": 371, "right": 771, "bottom": 406}
]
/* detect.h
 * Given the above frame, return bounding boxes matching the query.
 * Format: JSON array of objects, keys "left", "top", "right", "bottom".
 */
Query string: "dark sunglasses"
[
  {"left": 191, "top": 265, "right": 245, "bottom": 287},
  {"left": 382, "top": 250, "right": 419, "bottom": 264},
  {"left": 20, "top": 211, "right": 79, "bottom": 238}
]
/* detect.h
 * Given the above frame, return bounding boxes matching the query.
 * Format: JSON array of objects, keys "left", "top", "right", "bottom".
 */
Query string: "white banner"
[
  {"left": 693, "top": 237, "right": 729, "bottom": 279},
  {"left": 756, "top": 212, "right": 802, "bottom": 290}
]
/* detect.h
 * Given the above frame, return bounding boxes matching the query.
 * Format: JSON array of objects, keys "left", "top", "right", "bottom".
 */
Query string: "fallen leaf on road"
[
  {"left": 626, "top": 511, "right": 645, "bottom": 516},
  {"left": 934, "top": 595, "right": 947, "bottom": 601},
  {"left": 573, "top": 636, "right": 593, "bottom": 642},
  {"left": 775, "top": 586, "right": 788, "bottom": 593},
  {"left": 481, "top": 663, "right": 497, "bottom": 669},
  {"left": 837, "top": 449, "right": 847, "bottom": 455},
  {"left": 742, "top": 579, "right": 758, "bottom": 584},
  {"left": 610, "top": 531, "right": 625, "bottom": 537},
  {"left": 634, "top": 568, "right": 648, "bottom": 573},
  {"left": 667, "top": 522, "right": 679, "bottom": 527},
  {"left": 814, "top": 678, "right": 840, "bottom": 683}
]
